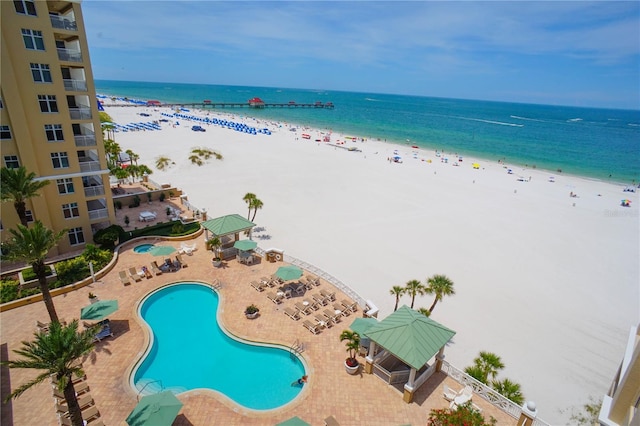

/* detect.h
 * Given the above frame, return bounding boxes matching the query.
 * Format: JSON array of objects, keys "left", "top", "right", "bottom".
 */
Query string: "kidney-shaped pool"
[{"left": 131, "top": 282, "right": 306, "bottom": 410}]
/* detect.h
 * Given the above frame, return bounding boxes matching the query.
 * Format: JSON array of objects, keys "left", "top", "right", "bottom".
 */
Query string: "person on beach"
[{"left": 291, "top": 375, "right": 308, "bottom": 386}]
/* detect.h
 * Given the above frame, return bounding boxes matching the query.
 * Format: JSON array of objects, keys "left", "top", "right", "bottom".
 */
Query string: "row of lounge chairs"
[
  {"left": 274, "top": 293, "right": 358, "bottom": 334},
  {"left": 52, "top": 364, "right": 104, "bottom": 426},
  {"left": 119, "top": 255, "right": 189, "bottom": 285}
]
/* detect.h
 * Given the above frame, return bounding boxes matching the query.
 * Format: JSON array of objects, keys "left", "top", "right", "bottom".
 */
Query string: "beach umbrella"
[
  {"left": 126, "top": 391, "right": 183, "bottom": 426},
  {"left": 80, "top": 300, "right": 118, "bottom": 321},
  {"left": 233, "top": 239, "right": 258, "bottom": 251},
  {"left": 149, "top": 245, "right": 176, "bottom": 257},
  {"left": 349, "top": 317, "right": 378, "bottom": 337},
  {"left": 275, "top": 265, "right": 303, "bottom": 282},
  {"left": 276, "top": 417, "right": 310, "bottom": 426}
]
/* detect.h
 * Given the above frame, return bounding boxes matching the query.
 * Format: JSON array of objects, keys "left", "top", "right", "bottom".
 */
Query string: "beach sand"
[{"left": 104, "top": 104, "right": 639, "bottom": 423}]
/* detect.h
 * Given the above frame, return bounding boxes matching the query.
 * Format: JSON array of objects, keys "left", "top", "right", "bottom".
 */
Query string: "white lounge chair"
[
  {"left": 284, "top": 307, "right": 300, "bottom": 321},
  {"left": 443, "top": 384, "right": 459, "bottom": 401}
]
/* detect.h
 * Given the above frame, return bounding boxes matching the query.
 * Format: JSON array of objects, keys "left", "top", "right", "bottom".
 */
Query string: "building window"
[
  {"left": 38, "top": 95, "right": 58, "bottom": 113},
  {"left": 4, "top": 155, "right": 19, "bottom": 168},
  {"left": 62, "top": 202, "right": 80, "bottom": 219},
  {"left": 68, "top": 227, "right": 85, "bottom": 245},
  {"left": 56, "top": 178, "right": 74, "bottom": 194},
  {"left": 31, "top": 63, "right": 52, "bottom": 83},
  {"left": 45, "top": 124, "right": 64, "bottom": 141},
  {"left": 0, "top": 125, "right": 11, "bottom": 140},
  {"left": 21, "top": 29, "right": 44, "bottom": 50},
  {"left": 24, "top": 210, "right": 34, "bottom": 223},
  {"left": 14, "top": 0, "right": 37, "bottom": 16},
  {"left": 51, "top": 152, "right": 69, "bottom": 169}
]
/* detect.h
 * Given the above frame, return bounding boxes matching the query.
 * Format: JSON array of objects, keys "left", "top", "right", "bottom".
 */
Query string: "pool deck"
[{"left": 0, "top": 237, "right": 517, "bottom": 426}]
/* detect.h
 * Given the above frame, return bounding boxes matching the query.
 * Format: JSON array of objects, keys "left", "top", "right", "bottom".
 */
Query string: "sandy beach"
[{"left": 104, "top": 104, "right": 639, "bottom": 423}]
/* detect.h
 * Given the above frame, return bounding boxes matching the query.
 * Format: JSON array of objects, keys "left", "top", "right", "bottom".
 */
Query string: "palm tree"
[
  {"left": 243, "top": 193, "right": 256, "bottom": 219},
  {"left": 472, "top": 351, "right": 504, "bottom": 384},
  {"left": 103, "top": 139, "right": 121, "bottom": 170},
  {"left": 113, "top": 167, "right": 129, "bottom": 185},
  {"left": 3, "top": 320, "right": 96, "bottom": 426},
  {"left": 3, "top": 221, "right": 66, "bottom": 323},
  {"left": 125, "top": 149, "right": 139, "bottom": 166},
  {"left": 249, "top": 197, "right": 263, "bottom": 222},
  {"left": 425, "top": 274, "right": 455, "bottom": 313},
  {"left": 404, "top": 279, "right": 425, "bottom": 309},
  {"left": 492, "top": 378, "right": 525, "bottom": 405},
  {"left": 417, "top": 307, "right": 431, "bottom": 317},
  {"left": 389, "top": 285, "right": 405, "bottom": 311},
  {"left": 155, "top": 156, "right": 171, "bottom": 171},
  {"left": 1, "top": 166, "right": 50, "bottom": 226}
]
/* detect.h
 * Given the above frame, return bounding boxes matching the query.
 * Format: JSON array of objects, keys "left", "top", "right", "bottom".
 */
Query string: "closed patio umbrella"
[
  {"left": 275, "top": 265, "right": 303, "bottom": 281},
  {"left": 126, "top": 391, "right": 183, "bottom": 426},
  {"left": 80, "top": 300, "right": 118, "bottom": 321},
  {"left": 233, "top": 239, "right": 258, "bottom": 251}
]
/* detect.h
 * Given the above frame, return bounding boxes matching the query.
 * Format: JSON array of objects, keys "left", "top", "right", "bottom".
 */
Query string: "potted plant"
[
  {"left": 244, "top": 304, "right": 260, "bottom": 319},
  {"left": 124, "top": 215, "right": 130, "bottom": 227},
  {"left": 166, "top": 206, "right": 172, "bottom": 216},
  {"left": 88, "top": 292, "right": 98, "bottom": 303},
  {"left": 339, "top": 330, "right": 361, "bottom": 375},
  {"left": 207, "top": 236, "right": 222, "bottom": 267}
]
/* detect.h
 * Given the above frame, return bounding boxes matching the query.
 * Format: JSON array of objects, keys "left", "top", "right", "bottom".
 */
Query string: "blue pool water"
[
  {"left": 132, "top": 283, "right": 306, "bottom": 410},
  {"left": 133, "top": 244, "right": 154, "bottom": 254}
]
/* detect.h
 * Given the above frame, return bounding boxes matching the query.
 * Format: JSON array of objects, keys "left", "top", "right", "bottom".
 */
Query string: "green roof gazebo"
[
  {"left": 201, "top": 214, "right": 256, "bottom": 259},
  {"left": 362, "top": 305, "right": 456, "bottom": 403}
]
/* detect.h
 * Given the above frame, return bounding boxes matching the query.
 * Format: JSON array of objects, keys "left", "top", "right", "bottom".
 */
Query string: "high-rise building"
[{"left": 1, "top": 0, "right": 115, "bottom": 255}]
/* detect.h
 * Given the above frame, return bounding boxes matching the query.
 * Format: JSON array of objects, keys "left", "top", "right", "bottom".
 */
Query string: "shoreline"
[{"left": 102, "top": 102, "right": 639, "bottom": 424}]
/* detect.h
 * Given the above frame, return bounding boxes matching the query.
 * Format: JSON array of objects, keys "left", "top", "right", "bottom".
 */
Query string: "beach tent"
[{"left": 363, "top": 305, "right": 455, "bottom": 403}]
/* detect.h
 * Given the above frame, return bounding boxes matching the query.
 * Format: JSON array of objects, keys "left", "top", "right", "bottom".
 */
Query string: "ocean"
[{"left": 95, "top": 80, "right": 640, "bottom": 184}]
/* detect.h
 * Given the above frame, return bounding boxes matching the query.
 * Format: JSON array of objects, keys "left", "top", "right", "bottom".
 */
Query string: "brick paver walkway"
[{"left": 1, "top": 237, "right": 516, "bottom": 425}]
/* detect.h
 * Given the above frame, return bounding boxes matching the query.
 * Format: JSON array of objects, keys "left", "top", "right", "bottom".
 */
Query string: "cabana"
[
  {"left": 201, "top": 214, "right": 256, "bottom": 260},
  {"left": 363, "top": 305, "right": 456, "bottom": 403}
]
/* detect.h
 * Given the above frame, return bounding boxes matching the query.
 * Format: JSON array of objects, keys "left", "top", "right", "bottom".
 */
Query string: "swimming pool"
[
  {"left": 132, "top": 282, "right": 306, "bottom": 410},
  {"left": 133, "top": 243, "right": 154, "bottom": 254}
]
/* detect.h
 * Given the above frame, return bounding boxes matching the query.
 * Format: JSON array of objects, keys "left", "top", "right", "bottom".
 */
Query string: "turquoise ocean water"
[{"left": 96, "top": 80, "right": 640, "bottom": 183}]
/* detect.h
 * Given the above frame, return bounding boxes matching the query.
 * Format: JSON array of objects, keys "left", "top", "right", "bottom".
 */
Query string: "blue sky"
[{"left": 82, "top": 1, "right": 640, "bottom": 109}]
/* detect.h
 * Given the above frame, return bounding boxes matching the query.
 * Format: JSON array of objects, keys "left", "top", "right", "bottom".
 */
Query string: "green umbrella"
[
  {"left": 149, "top": 245, "right": 176, "bottom": 257},
  {"left": 80, "top": 300, "right": 119, "bottom": 321},
  {"left": 349, "top": 317, "right": 378, "bottom": 337},
  {"left": 275, "top": 265, "right": 303, "bottom": 281},
  {"left": 276, "top": 416, "right": 311, "bottom": 426},
  {"left": 233, "top": 239, "right": 258, "bottom": 251},
  {"left": 126, "top": 391, "right": 183, "bottom": 426}
]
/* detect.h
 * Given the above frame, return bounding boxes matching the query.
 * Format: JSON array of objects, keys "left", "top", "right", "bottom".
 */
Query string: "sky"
[{"left": 82, "top": 1, "right": 640, "bottom": 109}]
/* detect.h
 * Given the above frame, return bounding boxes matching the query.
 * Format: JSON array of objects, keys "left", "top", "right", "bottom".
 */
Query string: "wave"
[
  {"left": 457, "top": 116, "right": 524, "bottom": 127},
  {"left": 567, "top": 118, "right": 582, "bottom": 122},
  {"left": 628, "top": 123, "right": 640, "bottom": 127},
  {"left": 510, "top": 115, "right": 547, "bottom": 123},
  {"left": 365, "top": 98, "right": 380, "bottom": 102}
]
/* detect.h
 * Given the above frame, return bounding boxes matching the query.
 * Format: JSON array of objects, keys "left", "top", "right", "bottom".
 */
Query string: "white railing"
[
  {"left": 255, "top": 247, "right": 368, "bottom": 309},
  {"left": 88, "top": 208, "right": 108, "bottom": 220},
  {"left": 74, "top": 134, "right": 96, "bottom": 147},
  {"left": 69, "top": 107, "right": 91, "bottom": 119},
  {"left": 63, "top": 79, "right": 87, "bottom": 91},
  {"left": 79, "top": 161, "right": 101, "bottom": 172},
  {"left": 57, "top": 48, "right": 82, "bottom": 62},
  {"left": 84, "top": 185, "right": 104, "bottom": 197}
]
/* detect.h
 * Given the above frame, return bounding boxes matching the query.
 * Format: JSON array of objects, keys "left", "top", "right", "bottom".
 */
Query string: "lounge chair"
[
  {"left": 443, "top": 384, "right": 459, "bottom": 401},
  {"left": 302, "top": 320, "right": 321, "bottom": 335},
  {"left": 56, "top": 393, "right": 94, "bottom": 413},
  {"left": 266, "top": 292, "right": 283, "bottom": 304},
  {"left": 93, "top": 324, "right": 114, "bottom": 342},
  {"left": 340, "top": 299, "right": 358, "bottom": 313},
  {"left": 320, "top": 289, "right": 335, "bottom": 301},
  {"left": 60, "top": 405, "right": 100, "bottom": 425},
  {"left": 119, "top": 270, "right": 131, "bottom": 286},
  {"left": 128, "top": 267, "right": 142, "bottom": 282},
  {"left": 141, "top": 266, "right": 153, "bottom": 279},
  {"left": 150, "top": 261, "right": 163, "bottom": 275},
  {"left": 314, "top": 314, "right": 331, "bottom": 328},
  {"left": 294, "top": 302, "right": 313, "bottom": 315},
  {"left": 333, "top": 303, "right": 350, "bottom": 317},
  {"left": 36, "top": 319, "right": 67, "bottom": 333},
  {"left": 176, "top": 254, "right": 188, "bottom": 267},
  {"left": 284, "top": 307, "right": 300, "bottom": 321},
  {"left": 53, "top": 380, "right": 89, "bottom": 398},
  {"left": 250, "top": 281, "right": 265, "bottom": 292},
  {"left": 312, "top": 293, "right": 328, "bottom": 306},
  {"left": 324, "top": 416, "right": 340, "bottom": 426},
  {"left": 323, "top": 309, "right": 341, "bottom": 324}
]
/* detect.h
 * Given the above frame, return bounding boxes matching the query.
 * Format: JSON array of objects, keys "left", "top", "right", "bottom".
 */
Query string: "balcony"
[
  {"left": 57, "top": 48, "right": 82, "bottom": 62},
  {"left": 63, "top": 79, "right": 87, "bottom": 92},
  {"left": 79, "top": 161, "right": 101, "bottom": 173},
  {"left": 50, "top": 15, "right": 77, "bottom": 31},
  {"left": 88, "top": 208, "right": 108, "bottom": 220},
  {"left": 74, "top": 134, "right": 96, "bottom": 147},
  {"left": 69, "top": 107, "right": 92, "bottom": 120},
  {"left": 84, "top": 185, "right": 105, "bottom": 197}
]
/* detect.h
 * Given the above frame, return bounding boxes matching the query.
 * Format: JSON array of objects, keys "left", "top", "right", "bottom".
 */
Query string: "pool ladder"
[{"left": 290, "top": 339, "right": 304, "bottom": 358}]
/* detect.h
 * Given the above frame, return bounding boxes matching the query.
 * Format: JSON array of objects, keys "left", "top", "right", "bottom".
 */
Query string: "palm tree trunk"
[
  {"left": 14, "top": 201, "right": 28, "bottom": 226},
  {"left": 394, "top": 296, "right": 399, "bottom": 312},
  {"left": 251, "top": 209, "right": 258, "bottom": 222},
  {"left": 410, "top": 294, "right": 416, "bottom": 309},
  {"left": 247, "top": 208, "right": 251, "bottom": 220},
  {"left": 33, "top": 261, "right": 59, "bottom": 323},
  {"left": 62, "top": 379, "right": 84, "bottom": 426},
  {"left": 428, "top": 297, "right": 438, "bottom": 313}
]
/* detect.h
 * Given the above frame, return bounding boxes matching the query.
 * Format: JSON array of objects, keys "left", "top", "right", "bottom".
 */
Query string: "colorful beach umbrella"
[
  {"left": 233, "top": 239, "right": 258, "bottom": 251},
  {"left": 149, "top": 245, "right": 176, "bottom": 257},
  {"left": 80, "top": 300, "right": 119, "bottom": 321},
  {"left": 126, "top": 391, "right": 183, "bottom": 426},
  {"left": 275, "top": 265, "right": 303, "bottom": 281}
]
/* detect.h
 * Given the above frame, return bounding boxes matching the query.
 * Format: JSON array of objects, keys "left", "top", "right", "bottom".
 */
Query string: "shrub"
[
  {"left": 21, "top": 266, "right": 53, "bottom": 282},
  {"left": 245, "top": 304, "right": 259, "bottom": 314},
  {"left": 159, "top": 192, "right": 166, "bottom": 202},
  {"left": 427, "top": 402, "right": 496, "bottom": 426},
  {"left": 93, "top": 225, "right": 123, "bottom": 249},
  {"left": 170, "top": 222, "right": 185, "bottom": 235},
  {"left": 1, "top": 279, "right": 19, "bottom": 303},
  {"left": 114, "top": 200, "right": 122, "bottom": 210},
  {"left": 54, "top": 257, "right": 89, "bottom": 287}
]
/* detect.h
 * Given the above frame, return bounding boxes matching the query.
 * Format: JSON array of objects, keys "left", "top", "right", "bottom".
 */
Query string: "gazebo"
[
  {"left": 362, "top": 305, "right": 456, "bottom": 403},
  {"left": 201, "top": 214, "right": 256, "bottom": 258}
]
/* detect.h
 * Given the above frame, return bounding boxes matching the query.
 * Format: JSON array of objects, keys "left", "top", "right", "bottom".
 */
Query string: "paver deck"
[{"left": 1, "top": 236, "right": 517, "bottom": 425}]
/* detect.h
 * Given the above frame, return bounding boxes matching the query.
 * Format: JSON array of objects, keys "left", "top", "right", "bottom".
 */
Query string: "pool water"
[
  {"left": 132, "top": 283, "right": 306, "bottom": 410},
  {"left": 133, "top": 244, "right": 154, "bottom": 254}
]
